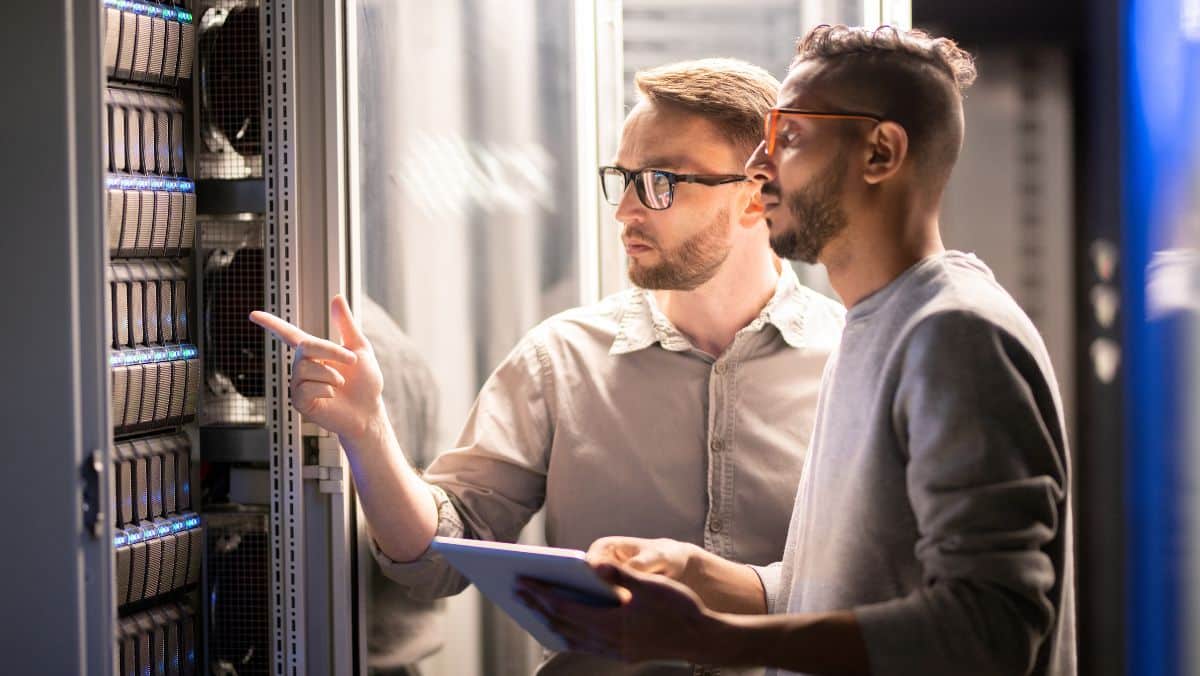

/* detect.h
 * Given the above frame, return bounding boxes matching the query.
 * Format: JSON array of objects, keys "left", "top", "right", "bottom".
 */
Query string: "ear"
[
  {"left": 862, "top": 121, "right": 908, "bottom": 185},
  {"left": 736, "top": 183, "right": 766, "bottom": 229}
]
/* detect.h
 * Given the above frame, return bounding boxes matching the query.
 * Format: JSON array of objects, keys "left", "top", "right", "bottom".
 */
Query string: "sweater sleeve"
[{"left": 854, "top": 310, "right": 1069, "bottom": 676}]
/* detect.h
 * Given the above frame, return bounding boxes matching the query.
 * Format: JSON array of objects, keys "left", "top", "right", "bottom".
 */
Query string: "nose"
[
  {"left": 745, "top": 140, "right": 775, "bottom": 184},
  {"left": 613, "top": 176, "right": 646, "bottom": 225}
]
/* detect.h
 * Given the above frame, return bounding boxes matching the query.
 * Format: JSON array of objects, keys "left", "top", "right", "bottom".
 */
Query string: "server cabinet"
[{"left": 1, "top": 0, "right": 354, "bottom": 673}]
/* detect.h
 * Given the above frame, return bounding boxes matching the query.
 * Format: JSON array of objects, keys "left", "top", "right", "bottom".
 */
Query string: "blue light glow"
[
  {"left": 184, "top": 516, "right": 200, "bottom": 529},
  {"left": 127, "top": 530, "right": 142, "bottom": 544},
  {"left": 114, "top": 534, "right": 128, "bottom": 547},
  {"left": 171, "top": 521, "right": 185, "bottom": 532},
  {"left": 106, "top": 174, "right": 195, "bottom": 193},
  {"left": 110, "top": 344, "right": 199, "bottom": 368}
]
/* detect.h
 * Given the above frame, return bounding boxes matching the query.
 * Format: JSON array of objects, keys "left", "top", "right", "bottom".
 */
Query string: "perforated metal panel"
[
  {"left": 200, "top": 215, "right": 266, "bottom": 424},
  {"left": 197, "top": 0, "right": 264, "bottom": 179},
  {"left": 206, "top": 511, "right": 271, "bottom": 676}
]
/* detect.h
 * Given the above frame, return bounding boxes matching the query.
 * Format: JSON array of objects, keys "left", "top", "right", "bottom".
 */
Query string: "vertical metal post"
[{"left": 263, "top": 0, "right": 307, "bottom": 673}]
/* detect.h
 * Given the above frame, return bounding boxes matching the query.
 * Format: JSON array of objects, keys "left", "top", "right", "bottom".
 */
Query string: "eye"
[{"left": 778, "top": 125, "right": 803, "bottom": 147}]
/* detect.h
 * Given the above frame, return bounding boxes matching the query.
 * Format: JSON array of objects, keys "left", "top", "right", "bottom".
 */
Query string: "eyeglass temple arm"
[{"left": 679, "top": 174, "right": 748, "bottom": 185}]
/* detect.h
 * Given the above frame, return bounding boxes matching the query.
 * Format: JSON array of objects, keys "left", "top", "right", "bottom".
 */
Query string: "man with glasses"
[
  {"left": 522, "top": 25, "right": 1076, "bottom": 676},
  {"left": 250, "top": 58, "right": 844, "bottom": 675}
]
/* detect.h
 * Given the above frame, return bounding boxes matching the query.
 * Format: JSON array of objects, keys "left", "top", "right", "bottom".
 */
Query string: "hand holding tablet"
[{"left": 428, "top": 537, "right": 621, "bottom": 651}]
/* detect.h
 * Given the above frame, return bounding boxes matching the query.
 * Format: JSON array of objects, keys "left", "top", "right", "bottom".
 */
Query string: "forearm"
[
  {"left": 681, "top": 545, "right": 769, "bottom": 614},
  {"left": 712, "top": 609, "right": 870, "bottom": 675},
  {"left": 340, "top": 399, "right": 440, "bottom": 561}
]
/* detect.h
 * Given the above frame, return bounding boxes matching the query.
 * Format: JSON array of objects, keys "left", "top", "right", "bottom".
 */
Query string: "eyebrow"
[{"left": 609, "top": 156, "right": 723, "bottom": 173}]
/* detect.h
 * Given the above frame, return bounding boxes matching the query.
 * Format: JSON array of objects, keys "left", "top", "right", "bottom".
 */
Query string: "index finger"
[{"left": 249, "top": 310, "right": 308, "bottom": 348}]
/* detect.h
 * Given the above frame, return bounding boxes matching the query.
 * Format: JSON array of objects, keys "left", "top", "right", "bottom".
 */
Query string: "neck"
[
  {"left": 652, "top": 236, "right": 780, "bottom": 357},
  {"left": 823, "top": 194, "right": 944, "bottom": 309}
]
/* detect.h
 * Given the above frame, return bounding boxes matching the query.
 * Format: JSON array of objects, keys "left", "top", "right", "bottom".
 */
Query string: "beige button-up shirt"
[{"left": 373, "top": 264, "right": 845, "bottom": 675}]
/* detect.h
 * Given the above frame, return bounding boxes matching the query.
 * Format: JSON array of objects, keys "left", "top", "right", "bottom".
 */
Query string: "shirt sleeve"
[
  {"left": 854, "top": 310, "right": 1070, "bottom": 676},
  {"left": 749, "top": 562, "right": 783, "bottom": 614},
  {"left": 372, "top": 331, "right": 556, "bottom": 600}
]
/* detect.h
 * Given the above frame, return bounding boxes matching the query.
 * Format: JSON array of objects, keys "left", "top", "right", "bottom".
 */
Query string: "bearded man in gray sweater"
[{"left": 522, "top": 24, "right": 1076, "bottom": 676}]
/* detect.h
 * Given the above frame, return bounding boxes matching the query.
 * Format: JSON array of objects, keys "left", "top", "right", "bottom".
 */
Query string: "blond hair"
[{"left": 634, "top": 58, "right": 779, "bottom": 159}]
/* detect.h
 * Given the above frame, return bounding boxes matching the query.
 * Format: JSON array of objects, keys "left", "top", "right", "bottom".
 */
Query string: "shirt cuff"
[
  {"left": 748, "top": 562, "right": 782, "bottom": 614},
  {"left": 369, "top": 484, "right": 467, "bottom": 582}
]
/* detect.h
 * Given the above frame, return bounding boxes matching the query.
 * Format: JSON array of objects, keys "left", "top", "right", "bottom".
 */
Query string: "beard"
[
  {"left": 769, "top": 151, "right": 849, "bottom": 264},
  {"left": 627, "top": 208, "right": 732, "bottom": 290}
]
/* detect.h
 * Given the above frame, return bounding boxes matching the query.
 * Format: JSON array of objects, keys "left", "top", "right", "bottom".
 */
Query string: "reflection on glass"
[{"left": 351, "top": 2, "right": 580, "bottom": 675}]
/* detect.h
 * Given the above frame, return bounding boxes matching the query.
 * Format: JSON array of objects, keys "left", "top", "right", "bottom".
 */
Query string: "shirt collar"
[{"left": 609, "top": 263, "right": 814, "bottom": 356}]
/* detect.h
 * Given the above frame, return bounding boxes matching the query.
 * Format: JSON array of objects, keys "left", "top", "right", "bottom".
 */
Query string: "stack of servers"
[{"left": 101, "top": 1, "right": 203, "bottom": 674}]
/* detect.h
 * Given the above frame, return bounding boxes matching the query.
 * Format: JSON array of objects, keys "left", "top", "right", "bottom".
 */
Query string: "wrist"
[
  {"left": 339, "top": 397, "right": 390, "bottom": 450},
  {"left": 697, "top": 610, "right": 744, "bottom": 665},
  {"left": 679, "top": 542, "right": 710, "bottom": 589}
]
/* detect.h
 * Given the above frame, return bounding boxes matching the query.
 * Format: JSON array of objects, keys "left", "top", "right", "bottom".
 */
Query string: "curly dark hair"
[
  {"left": 795, "top": 25, "right": 976, "bottom": 91},
  {"left": 791, "top": 25, "right": 977, "bottom": 183}
]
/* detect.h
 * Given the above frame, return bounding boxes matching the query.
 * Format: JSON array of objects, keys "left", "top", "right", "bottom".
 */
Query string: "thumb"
[
  {"left": 594, "top": 563, "right": 643, "bottom": 590},
  {"left": 331, "top": 295, "right": 368, "bottom": 350}
]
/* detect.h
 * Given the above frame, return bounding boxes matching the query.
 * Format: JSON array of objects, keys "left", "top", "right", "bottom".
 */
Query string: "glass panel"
[{"left": 349, "top": 2, "right": 582, "bottom": 674}]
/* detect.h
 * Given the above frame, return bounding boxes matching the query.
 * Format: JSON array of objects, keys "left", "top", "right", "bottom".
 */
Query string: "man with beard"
[
  {"left": 250, "top": 58, "right": 844, "bottom": 676},
  {"left": 520, "top": 25, "right": 1076, "bottom": 676}
]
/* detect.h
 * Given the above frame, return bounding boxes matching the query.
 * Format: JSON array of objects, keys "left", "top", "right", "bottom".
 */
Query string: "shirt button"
[
  {"left": 709, "top": 519, "right": 723, "bottom": 533},
  {"left": 710, "top": 438, "right": 724, "bottom": 453},
  {"left": 714, "top": 362, "right": 726, "bottom": 375}
]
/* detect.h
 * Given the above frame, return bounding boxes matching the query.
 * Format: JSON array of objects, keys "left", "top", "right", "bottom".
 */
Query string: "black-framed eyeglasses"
[{"left": 598, "top": 166, "right": 747, "bottom": 210}]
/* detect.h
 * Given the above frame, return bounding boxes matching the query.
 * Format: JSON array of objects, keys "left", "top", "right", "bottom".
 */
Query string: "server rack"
[
  {"left": 102, "top": 2, "right": 204, "bottom": 674},
  {"left": 0, "top": 1, "right": 356, "bottom": 673}
]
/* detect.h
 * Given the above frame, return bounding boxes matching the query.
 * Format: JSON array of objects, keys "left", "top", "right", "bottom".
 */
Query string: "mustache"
[
  {"left": 760, "top": 182, "right": 781, "bottom": 200},
  {"left": 622, "top": 227, "right": 659, "bottom": 247}
]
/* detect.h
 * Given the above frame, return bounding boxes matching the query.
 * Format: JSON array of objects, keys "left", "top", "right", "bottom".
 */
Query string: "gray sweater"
[{"left": 754, "top": 251, "right": 1076, "bottom": 676}]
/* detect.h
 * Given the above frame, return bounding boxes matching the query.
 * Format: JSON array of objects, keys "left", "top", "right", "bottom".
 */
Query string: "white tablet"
[{"left": 429, "top": 536, "right": 621, "bottom": 652}]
